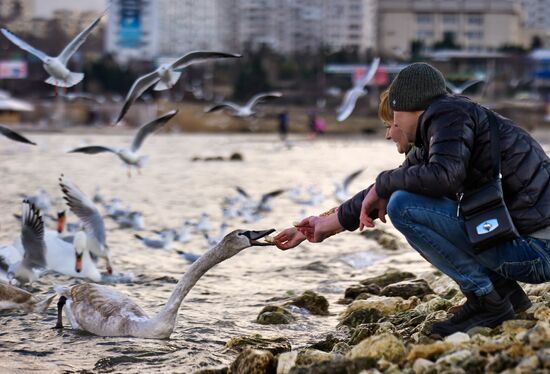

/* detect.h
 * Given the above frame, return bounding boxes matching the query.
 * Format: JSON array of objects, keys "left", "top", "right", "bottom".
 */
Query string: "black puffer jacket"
[{"left": 339, "top": 95, "right": 550, "bottom": 234}]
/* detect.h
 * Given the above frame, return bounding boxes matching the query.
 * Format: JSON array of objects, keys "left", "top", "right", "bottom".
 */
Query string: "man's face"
[{"left": 393, "top": 111, "right": 423, "bottom": 145}]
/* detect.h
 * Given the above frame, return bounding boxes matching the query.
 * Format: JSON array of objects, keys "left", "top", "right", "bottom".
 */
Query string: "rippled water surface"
[{"left": 0, "top": 131, "right": 464, "bottom": 373}]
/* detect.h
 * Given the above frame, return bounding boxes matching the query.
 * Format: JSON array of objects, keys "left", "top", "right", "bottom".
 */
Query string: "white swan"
[
  {"left": 53, "top": 229, "right": 274, "bottom": 338},
  {"left": 0, "top": 282, "right": 55, "bottom": 313}
]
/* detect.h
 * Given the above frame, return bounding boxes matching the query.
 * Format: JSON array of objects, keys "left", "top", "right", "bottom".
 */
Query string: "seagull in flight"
[
  {"left": 67, "top": 110, "right": 178, "bottom": 177},
  {"left": 445, "top": 79, "right": 485, "bottom": 95},
  {"left": 0, "top": 124, "right": 35, "bottom": 145},
  {"left": 1, "top": 9, "right": 106, "bottom": 90},
  {"left": 336, "top": 57, "right": 380, "bottom": 122},
  {"left": 334, "top": 168, "right": 364, "bottom": 203},
  {"left": 204, "top": 92, "right": 283, "bottom": 118},
  {"left": 114, "top": 51, "right": 241, "bottom": 124}
]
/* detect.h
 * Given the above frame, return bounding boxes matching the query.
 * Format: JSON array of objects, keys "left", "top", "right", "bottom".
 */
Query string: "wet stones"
[
  {"left": 348, "top": 322, "right": 397, "bottom": 345},
  {"left": 380, "top": 279, "right": 434, "bottom": 299},
  {"left": 256, "top": 306, "right": 295, "bottom": 325},
  {"left": 347, "top": 333, "right": 406, "bottom": 363},
  {"left": 359, "top": 228, "right": 401, "bottom": 250},
  {"left": 224, "top": 334, "right": 291, "bottom": 355},
  {"left": 359, "top": 269, "right": 415, "bottom": 288},
  {"left": 338, "top": 307, "right": 384, "bottom": 328},
  {"left": 284, "top": 290, "right": 329, "bottom": 316},
  {"left": 229, "top": 349, "right": 276, "bottom": 374}
]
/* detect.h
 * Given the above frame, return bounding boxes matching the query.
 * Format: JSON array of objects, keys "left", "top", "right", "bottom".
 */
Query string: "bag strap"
[{"left": 485, "top": 109, "right": 501, "bottom": 180}]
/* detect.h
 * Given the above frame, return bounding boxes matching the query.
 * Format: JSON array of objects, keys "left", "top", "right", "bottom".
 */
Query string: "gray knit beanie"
[{"left": 388, "top": 62, "right": 447, "bottom": 111}]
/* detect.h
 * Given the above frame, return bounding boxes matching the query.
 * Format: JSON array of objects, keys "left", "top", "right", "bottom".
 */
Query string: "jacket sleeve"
[
  {"left": 375, "top": 107, "right": 475, "bottom": 199},
  {"left": 337, "top": 184, "right": 373, "bottom": 231}
]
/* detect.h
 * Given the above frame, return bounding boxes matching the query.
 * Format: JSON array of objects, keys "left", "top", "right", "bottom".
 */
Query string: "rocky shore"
[{"left": 196, "top": 268, "right": 550, "bottom": 374}]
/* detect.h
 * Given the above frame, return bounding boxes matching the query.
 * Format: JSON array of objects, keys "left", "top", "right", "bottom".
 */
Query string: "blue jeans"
[{"left": 387, "top": 190, "right": 550, "bottom": 296}]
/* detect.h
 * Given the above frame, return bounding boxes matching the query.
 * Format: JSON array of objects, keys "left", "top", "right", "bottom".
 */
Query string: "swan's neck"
[{"left": 149, "top": 244, "right": 227, "bottom": 333}]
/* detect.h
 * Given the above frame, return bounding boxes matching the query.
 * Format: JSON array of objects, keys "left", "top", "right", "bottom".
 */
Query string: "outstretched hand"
[
  {"left": 359, "top": 184, "right": 388, "bottom": 230},
  {"left": 294, "top": 214, "right": 343, "bottom": 243},
  {"left": 274, "top": 227, "right": 306, "bottom": 250}
]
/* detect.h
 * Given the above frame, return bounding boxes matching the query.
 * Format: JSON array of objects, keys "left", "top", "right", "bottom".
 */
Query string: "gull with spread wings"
[
  {"left": 67, "top": 110, "right": 177, "bottom": 177},
  {"left": 336, "top": 57, "right": 380, "bottom": 122},
  {"left": 114, "top": 51, "right": 241, "bottom": 124},
  {"left": 1, "top": 9, "right": 106, "bottom": 90},
  {"left": 204, "top": 92, "right": 283, "bottom": 118}
]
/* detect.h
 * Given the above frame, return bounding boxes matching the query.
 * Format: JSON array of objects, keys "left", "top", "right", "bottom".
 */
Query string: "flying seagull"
[
  {"left": 114, "top": 51, "right": 241, "bottom": 124},
  {"left": 445, "top": 79, "right": 485, "bottom": 95},
  {"left": 67, "top": 110, "right": 178, "bottom": 176},
  {"left": 1, "top": 9, "right": 107, "bottom": 89},
  {"left": 204, "top": 92, "right": 283, "bottom": 118},
  {"left": 0, "top": 124, "right": 35, "bottom": 145},
  {"left": 336, "top": 57, "right": 380, "bottom": 122}
]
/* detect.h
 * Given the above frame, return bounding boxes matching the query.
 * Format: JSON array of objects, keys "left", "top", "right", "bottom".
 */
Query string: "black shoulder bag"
[{"left": 458, "top": 110, "right": 519, "bottom": 251}]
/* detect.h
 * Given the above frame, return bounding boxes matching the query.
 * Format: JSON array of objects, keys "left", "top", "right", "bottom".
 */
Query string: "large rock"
[
  {"left": 224, "top": 335, "right": 291, "bottom": 355},
  {"left": 285, "top": 291, "right": 329, "bottom": 316},
  {"left": 348, "top": 322, "right": 397, "bottom": 346},
  {"left": 406, "top": 341, "right": 454, "bottom": 362},
  {"left": 360, "top": 269, "right": 415, "bottom": 288},
  {"left": 287, "top": 357, "right": 377, "bottom": 374},
  {"left": 257, "top": 306, "right": 295, "bottom": 325},
  {"left": 347, "top": 333, "right": 406, "bottom": 363},
  {"left": 380, "top": 279, "right": 434, "bottom": 299},
  {"left": 294, "top": 349, "right": 334, "bottom": 366},
  {"left": 341, "top": 297, "right": 419, "bottom": 320},
  {"left": 338, "top": 308, "right": 383, "bottom": 328},
  {"left": 308, "top": 334, "right": 340, "bottom": 352},
  {"left": 344, "top": 284, "right": 381, "bottom": 299},
  {"left": 525, "top": 321, "right": 550, "bottom": 349},
  {"left": 359, "top": 228, "right": 401, "bottom": 250},
  {"left": 229, "top": 349, "right": 276, "bottom": 374},
  {"left": 413, "top": 295, "right": 453, "bottom": 314}
]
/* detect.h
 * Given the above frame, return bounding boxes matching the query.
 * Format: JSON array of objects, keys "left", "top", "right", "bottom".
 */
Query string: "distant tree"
[
  {"left": 433, "top": 32, "right": 461, "bottom": 50},
  {"left": 410, "top": 40, "right": 424, "bottom": 60},
  {"left": 498, "top": 44, "right": 527, "bottom": 53},
  {"left": 233, "top": 44, "right": 271, "bottom": 100}
]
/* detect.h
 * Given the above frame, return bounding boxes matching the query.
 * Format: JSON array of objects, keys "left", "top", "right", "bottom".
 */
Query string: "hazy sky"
[{"left": 33, "top": 0, "right": 107, "bottom": 18}]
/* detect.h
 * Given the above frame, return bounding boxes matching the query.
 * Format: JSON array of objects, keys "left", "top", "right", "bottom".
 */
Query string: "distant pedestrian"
[{"left": 278, "top": 110, "right": 289, "bottom": 141}]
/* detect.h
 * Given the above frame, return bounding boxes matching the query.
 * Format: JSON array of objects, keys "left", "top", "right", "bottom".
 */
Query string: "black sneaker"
[
  {"left": 457, "top": 289, "right": 515, "bottom": 332},
  {"left": 491, "top": 277, "right": 532, "bottom": 314},
  {"left": 430, "top": 292, "right": 480, "bottom": 337}
]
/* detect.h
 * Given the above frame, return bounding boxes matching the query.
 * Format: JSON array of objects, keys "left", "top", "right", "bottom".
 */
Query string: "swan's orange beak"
[
  {"left": 75, "top": 253, "right": 83, "bottom": 273},
  {"left": 57, "top": 212, "right": 66, "bottom": 234}
]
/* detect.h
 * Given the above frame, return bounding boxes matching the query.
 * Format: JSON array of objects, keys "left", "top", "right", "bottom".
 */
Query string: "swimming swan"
[{"left": 54, "top": 229, "right": 274, "bottom": 338}]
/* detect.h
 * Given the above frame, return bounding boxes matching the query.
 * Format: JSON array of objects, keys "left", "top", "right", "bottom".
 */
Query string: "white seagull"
[
  {"left": 204, "top": 92, "right": 283, "bottom": 118},
  {"left": 115, "top": 51, "right": 241, "bottom": 124},
  {"left": 445, "top": 79, "right": 485, "bottom": 95},
  {"left": 0, "top": 10, "right": 106, "bottom": 89},
  {"left": 7, "top": 200, "right": 47, "bottom": 286},
  {"left": 53, "top": 229, "right": 275, "bottom": 338},
  {"left": 67, "top": 110, "right": 177, "bottom": 176},
  {"left": 336, "top": 57, "right": 380, "bottom": 122},
  {"left": 334, "top": 169, "right": 364, "bottom": 203},
  {"left": 59, "top": 175, "right": 113, "bottom": 275},
  {"left": 0, "top": 124, "right": 36, "bottom": 145}
]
